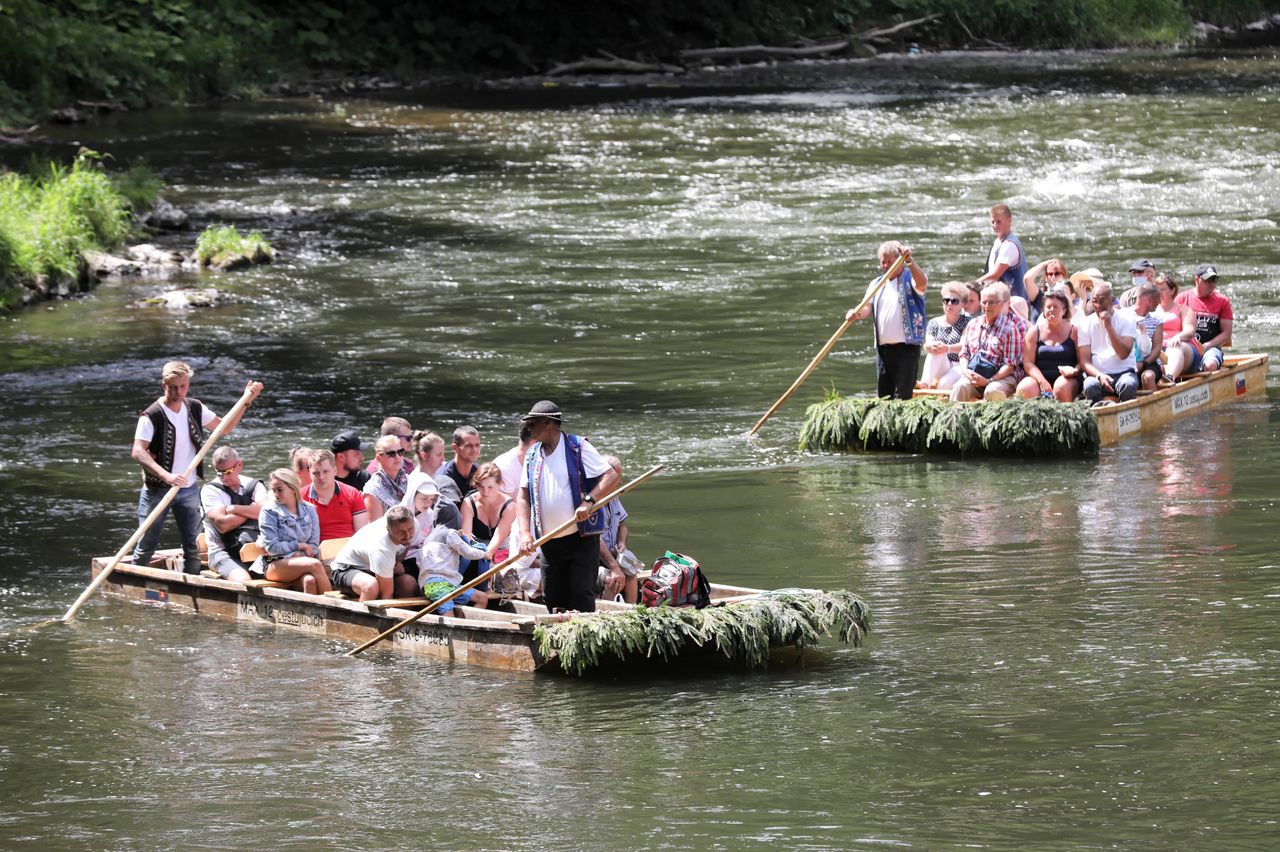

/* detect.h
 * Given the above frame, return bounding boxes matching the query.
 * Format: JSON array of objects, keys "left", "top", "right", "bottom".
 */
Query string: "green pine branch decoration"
[
  {"left": 800, "top": 393, "right": 1100, "bottom": 457},
  {"left": 534, "top": 590, "right": 871, "bottom": 676}
]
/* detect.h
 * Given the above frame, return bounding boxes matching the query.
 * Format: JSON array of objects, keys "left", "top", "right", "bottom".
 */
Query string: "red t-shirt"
[
  {"left": 302, "top": 481, "right": 368, "bottom": 542},
  {"left": 1175, "top": 290, "right": 1233, "bottom": 347}
]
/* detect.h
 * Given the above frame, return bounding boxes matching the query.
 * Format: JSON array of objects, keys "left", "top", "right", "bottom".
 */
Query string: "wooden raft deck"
[{"left": 89, "top": 556, "right": 768, "bottom": 674}]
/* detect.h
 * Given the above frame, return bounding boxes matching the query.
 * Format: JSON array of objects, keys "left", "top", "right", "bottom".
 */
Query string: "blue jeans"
[
  {"left": 133, "top": 483, "right": 204, "bottom": 573},
  {"left": 1082, "top": 370, "right": 1138, "bottom": 403}
]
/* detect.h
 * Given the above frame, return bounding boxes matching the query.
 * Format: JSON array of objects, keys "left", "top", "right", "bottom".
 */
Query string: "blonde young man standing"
[{"left": 131, "top": 361, "right": 262, "bottom": 573}]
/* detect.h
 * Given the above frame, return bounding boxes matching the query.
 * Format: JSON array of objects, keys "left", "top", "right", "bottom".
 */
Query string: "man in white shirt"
[
  {"left": 201, "top": 446, "right": 268, "bottom": 581},
  {"left": 130, "top": 361, "right": 261, "bottom": 573},
  {"left": 1080, "top": 282, "right": 1139, "bottom": 405},
  {"left": 494, "top": 423, "right": 535, "bottom": 495},
  {"left": 516, "top": 401, "right": 620, "bottom": 613},
  {"left": 329, "top": 506, "right": 418, "bottom": 601}
]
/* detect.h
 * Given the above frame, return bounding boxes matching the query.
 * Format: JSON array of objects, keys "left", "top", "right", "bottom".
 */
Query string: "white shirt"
[
  {"left": 1083, "top": 310, "right": 1138, "bottom": 374},
  {"left": 870, "top": 275, "right": 906, "bottom": 345},
  {"left": 333, "top": 516, "right": 404, "bottom": 578},
  {"left": 494, "top": 444, "right": 525, "bottom": 494},
  {"left": 135, "top": 401, "right": 218, "bottom": 476},
  {"left": 528, "top": 436, "right": 610, "bottom": 540},
  {"left": 200, "top": 477, "right": 267, "bottom": 514},
  {"left": 987, "top": 236, "right": 1019, "bottom": 272}
]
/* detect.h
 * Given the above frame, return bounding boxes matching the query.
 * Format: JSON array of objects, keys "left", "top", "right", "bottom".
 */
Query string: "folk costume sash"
[
  {"left": 871, "top": 268, "right": 926, "bottom": 346},
  {"left": 524, "top": 433, "right": 604, "bottom": 539},
  {"left": 140, "top": 398, "right": 205, "bottom": 488}
]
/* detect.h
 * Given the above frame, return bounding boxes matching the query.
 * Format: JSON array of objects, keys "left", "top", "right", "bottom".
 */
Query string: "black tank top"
[
  {"left": 466, "top": 496, "right": 512, "bottom": 542},
  {"left": 1034, "top": 326, "right": 1078, "bottom": 382}
]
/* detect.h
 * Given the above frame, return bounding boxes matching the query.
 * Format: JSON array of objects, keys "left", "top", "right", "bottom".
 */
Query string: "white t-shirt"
[
  {"left": 528, "top": 436, "right": 610, "bottom": 540},
  {"left": 200, "top": 477, "right": 267, "bottom": 514},
  {"left": 1083, "top": 310, "right": 1138, "bottom": 374},
  {"left": 135, "top": 401, "right": 218, "bottom": 476},
  {"left": 987, "top": 237, "right": 1019, "bottom": 273},
  {"left": 333, "top": 515, "right": 404, "bottom": 578},
  {"left": 494, "top": 444, "right": 524, "bottom": 494},
  {"left": 870, "top": 275, "right": 906, "bottom": 345}
]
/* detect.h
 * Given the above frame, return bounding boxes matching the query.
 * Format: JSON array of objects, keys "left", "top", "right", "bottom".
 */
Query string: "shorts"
[
  {"left": 1139, "top": 359, "right": 1163, "bottom": 380},
  {"left": 208, "top": 548, "right": 259, "bottom": 580},
  {"left": 331, "top": 565, "right": 376, "bottom": 592},
  {"left": 1186, "top": 345, "right": 1205, "bottom": 373},
  {"left": 1201, "top": 346, "right": 1224, "bottom": 370},
  {"left": 422, "top": 577, "right": 478, "bottom": 614}
]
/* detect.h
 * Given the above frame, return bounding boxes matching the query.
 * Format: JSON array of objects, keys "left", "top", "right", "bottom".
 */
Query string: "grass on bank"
[
  {"left": 195, "top": 225, "right": 273, "bottom": 268},
  {"left": 0, "top": 151, "right": 131, "bottom": 285}
]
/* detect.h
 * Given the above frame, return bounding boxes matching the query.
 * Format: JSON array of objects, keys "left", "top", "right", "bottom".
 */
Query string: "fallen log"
[
  {"left": 856, "top": 14, "right": 939, "bottom": 41},
  {"left": 548, "top": 55, "right": 684, "bottom": 76},
  {"left": 680, "top": 39, "right": 850, "bottom": 63}
]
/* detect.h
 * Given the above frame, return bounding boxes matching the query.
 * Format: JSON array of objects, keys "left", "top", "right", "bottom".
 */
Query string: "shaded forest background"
[{"left": 2, "top": 0, "right": 1279, "bottom": 125}]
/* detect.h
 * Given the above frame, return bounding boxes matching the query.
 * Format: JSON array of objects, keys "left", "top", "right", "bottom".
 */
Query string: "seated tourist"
[
  {"left": 289, "top": 446, "right": 313, "bottom": 489},
  {"left": 1016, "top": 290, "right": 1084, "bottom": 402},
  {"left": 460, "top": 462, "right": 516, "bottom": 587},
  {"left": 1068, "top": 269, "right": 1103, "bottom": 326},
  {"left": 1176, "top": 263, "right": 1233, "bottom": 372},
  {"left": 1119, "top": 282, "right": 1164, "bottom": 391},
  {"left": 1080, "top": 281, "right": 1139, "bottom": 405},
  {"left": 417, "top": 505, "right": 490, "bottom": 616},
  {"left": 303, "top": 449, "right": 368, "bottom": 542},
  {"left": 1118, "top": 258, "right": 1157, "bottom": 307},
  {"left": 364, "top": 416, "right": 417, "bottom": 477},
  {"left": 493, "top": 423, "right": 535, "bottom": 495},
  {"left": 596, "top": 455, "right": 641, "bottom": 604},
  {"left": 1024, "top": 257, "right": 1069, "bottom": 311},
  {"left": 331, "top": 429, "right": 371, "bottom": 491},
  {"left": 398, "top": 476, "right": 441, "bottom": 577},
  {"left": 363, "top": 434, "right": 409, "bottom": 521},
  {"left": 329, "top": 505, "right": 418, "bottom": 601},
  {"left": 410, "top": 430, "right": 463, "bottom": 505},
  {"left": 254, "top": 468, "right": 332, "bottom": 595},
  {"left": 200, "top": 446, "right": 267, "bottom": 582},
  {"left": 918, "top": 281, "right": 971, "bottom": 390},
  {"left": 950, "top": 283, "right": 1024, "bottom": 402},
  {"left": 1155, "top": 272, "right": 1199, "bottom": 381},
  {"left": 442, "top": 426, "right": 482, "bottom": 498},
  {"left": 963, "top": 281, "right": 981, "bottom": 318}
]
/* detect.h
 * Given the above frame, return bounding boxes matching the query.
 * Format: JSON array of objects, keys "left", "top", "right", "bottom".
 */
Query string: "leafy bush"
[
  {"left": 0, "top": 151, "right": 131, "bottom": 285},
  {"left": 195, "top": 225, "right": 273, "bottom": 268},
  {"left": 112, "top": 162, "right": 164, "bottom": 212}
]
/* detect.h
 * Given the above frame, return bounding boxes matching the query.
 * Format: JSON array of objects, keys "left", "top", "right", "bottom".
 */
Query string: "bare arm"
[
  {"left": 1202, "top": 317, "right": 1232, "bottom": 352},
  {"left": 364, "top": 493, "right": 384, "bottom": 522},
  {"left": 1022, "top": 326, "right": 1049, "bottom": 389}
]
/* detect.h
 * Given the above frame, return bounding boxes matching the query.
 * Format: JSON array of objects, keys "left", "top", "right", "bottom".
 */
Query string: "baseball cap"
[
  {"left": 1129, "top": 259, "right": 1154, "bottom": 272},
  {"left": 1194, "top": 263, "right": 1219, "bottom": 281},
  {"left": 330, "top": 429, "right": 365, "bottom": 454}
]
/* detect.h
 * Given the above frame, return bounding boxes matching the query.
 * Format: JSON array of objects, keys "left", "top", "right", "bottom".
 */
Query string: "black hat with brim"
[{"left": 520, "top": 400, "right": 563, "bottom": 423}]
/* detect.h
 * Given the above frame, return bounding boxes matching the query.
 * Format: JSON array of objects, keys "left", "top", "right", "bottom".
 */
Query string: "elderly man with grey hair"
[
  {"left": 949, "top": 282, "right": 1025, "bottom": 402},
  {"left": 1080, "top": 280, "right": 1139, "bottom": 405},
  {"left": 200, "top": 446, "right": 267, "bottom": 581}
]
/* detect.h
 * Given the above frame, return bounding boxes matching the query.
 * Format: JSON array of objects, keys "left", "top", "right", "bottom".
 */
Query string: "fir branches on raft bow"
[
  {"left": 534, "top": 590, "right": 871, "bottom": 676},
  {"left": 798, "top": 390, "right": 1101, "bottom": 457}
]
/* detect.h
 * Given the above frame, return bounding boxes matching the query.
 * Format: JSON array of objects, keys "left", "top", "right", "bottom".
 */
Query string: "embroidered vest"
[
  {"left": 984, "top": 232, "right": 1029, "bottom": 302},
  {"left": 872, "top": 268, "right": 927, "bottom": 346},
  {"left": 524, "top": 433, "right": 605, "bottom": 539},
  {"left": 211, "top": 478, "right": 260, "bottom": 553},
  {"left": 140, "top": 399, "right": 204, "bottom": 488}
]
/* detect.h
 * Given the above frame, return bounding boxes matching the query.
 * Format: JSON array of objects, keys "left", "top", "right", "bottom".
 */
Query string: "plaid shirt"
[{"left": 959, "top": 312, "right": 1026, "bottom": 381}]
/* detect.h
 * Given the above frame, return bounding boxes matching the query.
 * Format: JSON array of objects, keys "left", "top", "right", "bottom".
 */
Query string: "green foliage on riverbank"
[
  {"left": 2, "top": 0, "right": 1277, "bottom": 126},
  {"left": 0, "top": 151, "right": 132, "bottom": 305}
]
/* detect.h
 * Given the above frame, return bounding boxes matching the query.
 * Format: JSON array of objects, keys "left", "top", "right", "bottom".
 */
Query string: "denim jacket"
[{"left": 258, "top": 500, "right": 320, "bottom": 557}]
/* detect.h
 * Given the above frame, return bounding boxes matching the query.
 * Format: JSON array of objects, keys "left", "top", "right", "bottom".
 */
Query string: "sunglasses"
[
  {"left": 942, "top": 297, "right": 962, "bottom": 305},
  {"left": 215, "top": 467, "right": 237, "bottom": 477},
  {"left": 379, "top": 449, "right": 407, "bottom": 458}
]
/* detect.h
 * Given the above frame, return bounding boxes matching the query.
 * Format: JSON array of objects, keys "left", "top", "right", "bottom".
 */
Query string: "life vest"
[{"left": 140, "top": 398, "right": 204, "bottom": 488}]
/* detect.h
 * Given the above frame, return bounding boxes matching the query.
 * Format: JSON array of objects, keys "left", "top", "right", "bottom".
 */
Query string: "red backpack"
[{"left": 639, "top": 552, "right": 711, "bottom": 609}]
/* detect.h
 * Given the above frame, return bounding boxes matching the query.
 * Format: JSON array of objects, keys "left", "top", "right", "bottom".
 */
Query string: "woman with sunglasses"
[
  {"left": 363, "top": 434, "right": 409, "bottom": 522},
  {"left": 1024, "top": 258, "right": 1068, "bottom": 316},
  {"left": 918, "top": 281, "right": 972, "bottom": 390}
]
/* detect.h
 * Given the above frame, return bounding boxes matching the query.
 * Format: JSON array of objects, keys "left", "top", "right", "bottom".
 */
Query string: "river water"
[{"left": 2, "top": 50, "right": 1279, "bottom": 848}]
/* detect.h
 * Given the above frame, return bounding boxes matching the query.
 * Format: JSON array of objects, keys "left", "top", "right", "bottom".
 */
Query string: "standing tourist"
[
  {"left": 130, "top": 361, "right": 262, "bottom": 574},
  {"left": 516, "top": 401, "right": 620, "bottom": 613},
  {"left": 844, "top": 241, "right": 929, "bottom": 400},
  {"left": 978, "top": 204, "right": 1034, "bottom": 311}
]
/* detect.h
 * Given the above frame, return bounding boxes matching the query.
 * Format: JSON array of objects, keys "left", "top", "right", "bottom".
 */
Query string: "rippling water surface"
[{"left": 2, "top": 51, "right": 1279, "bottom": 847}]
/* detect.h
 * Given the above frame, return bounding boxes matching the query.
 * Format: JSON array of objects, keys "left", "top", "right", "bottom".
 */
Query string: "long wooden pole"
[
  {"left": 749, "top": 251, "right": 909, "bottom": 435},
  {"left": 62, "top": 382, "right": 261, "bottom": 622},
  {"left": 345, "top": 463, "right": 664, "bottom": 658}
]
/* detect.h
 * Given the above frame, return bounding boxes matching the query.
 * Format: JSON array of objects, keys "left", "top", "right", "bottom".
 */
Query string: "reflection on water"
[{"left": 2, "top": 51, "right": 1280, "bottom": 847}]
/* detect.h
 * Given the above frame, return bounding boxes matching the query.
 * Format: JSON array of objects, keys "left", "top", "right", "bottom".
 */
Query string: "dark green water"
[{"left": 2, "top": 51, "right": 1280, "bottom": 848}]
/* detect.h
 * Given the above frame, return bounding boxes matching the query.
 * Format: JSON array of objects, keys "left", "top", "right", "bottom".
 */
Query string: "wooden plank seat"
[
  {"left": 243, "top": 578, "right": 288, "bottom": 589},
  {"left": 363, "top": 597, "right": 430, "bottom": 610}
]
